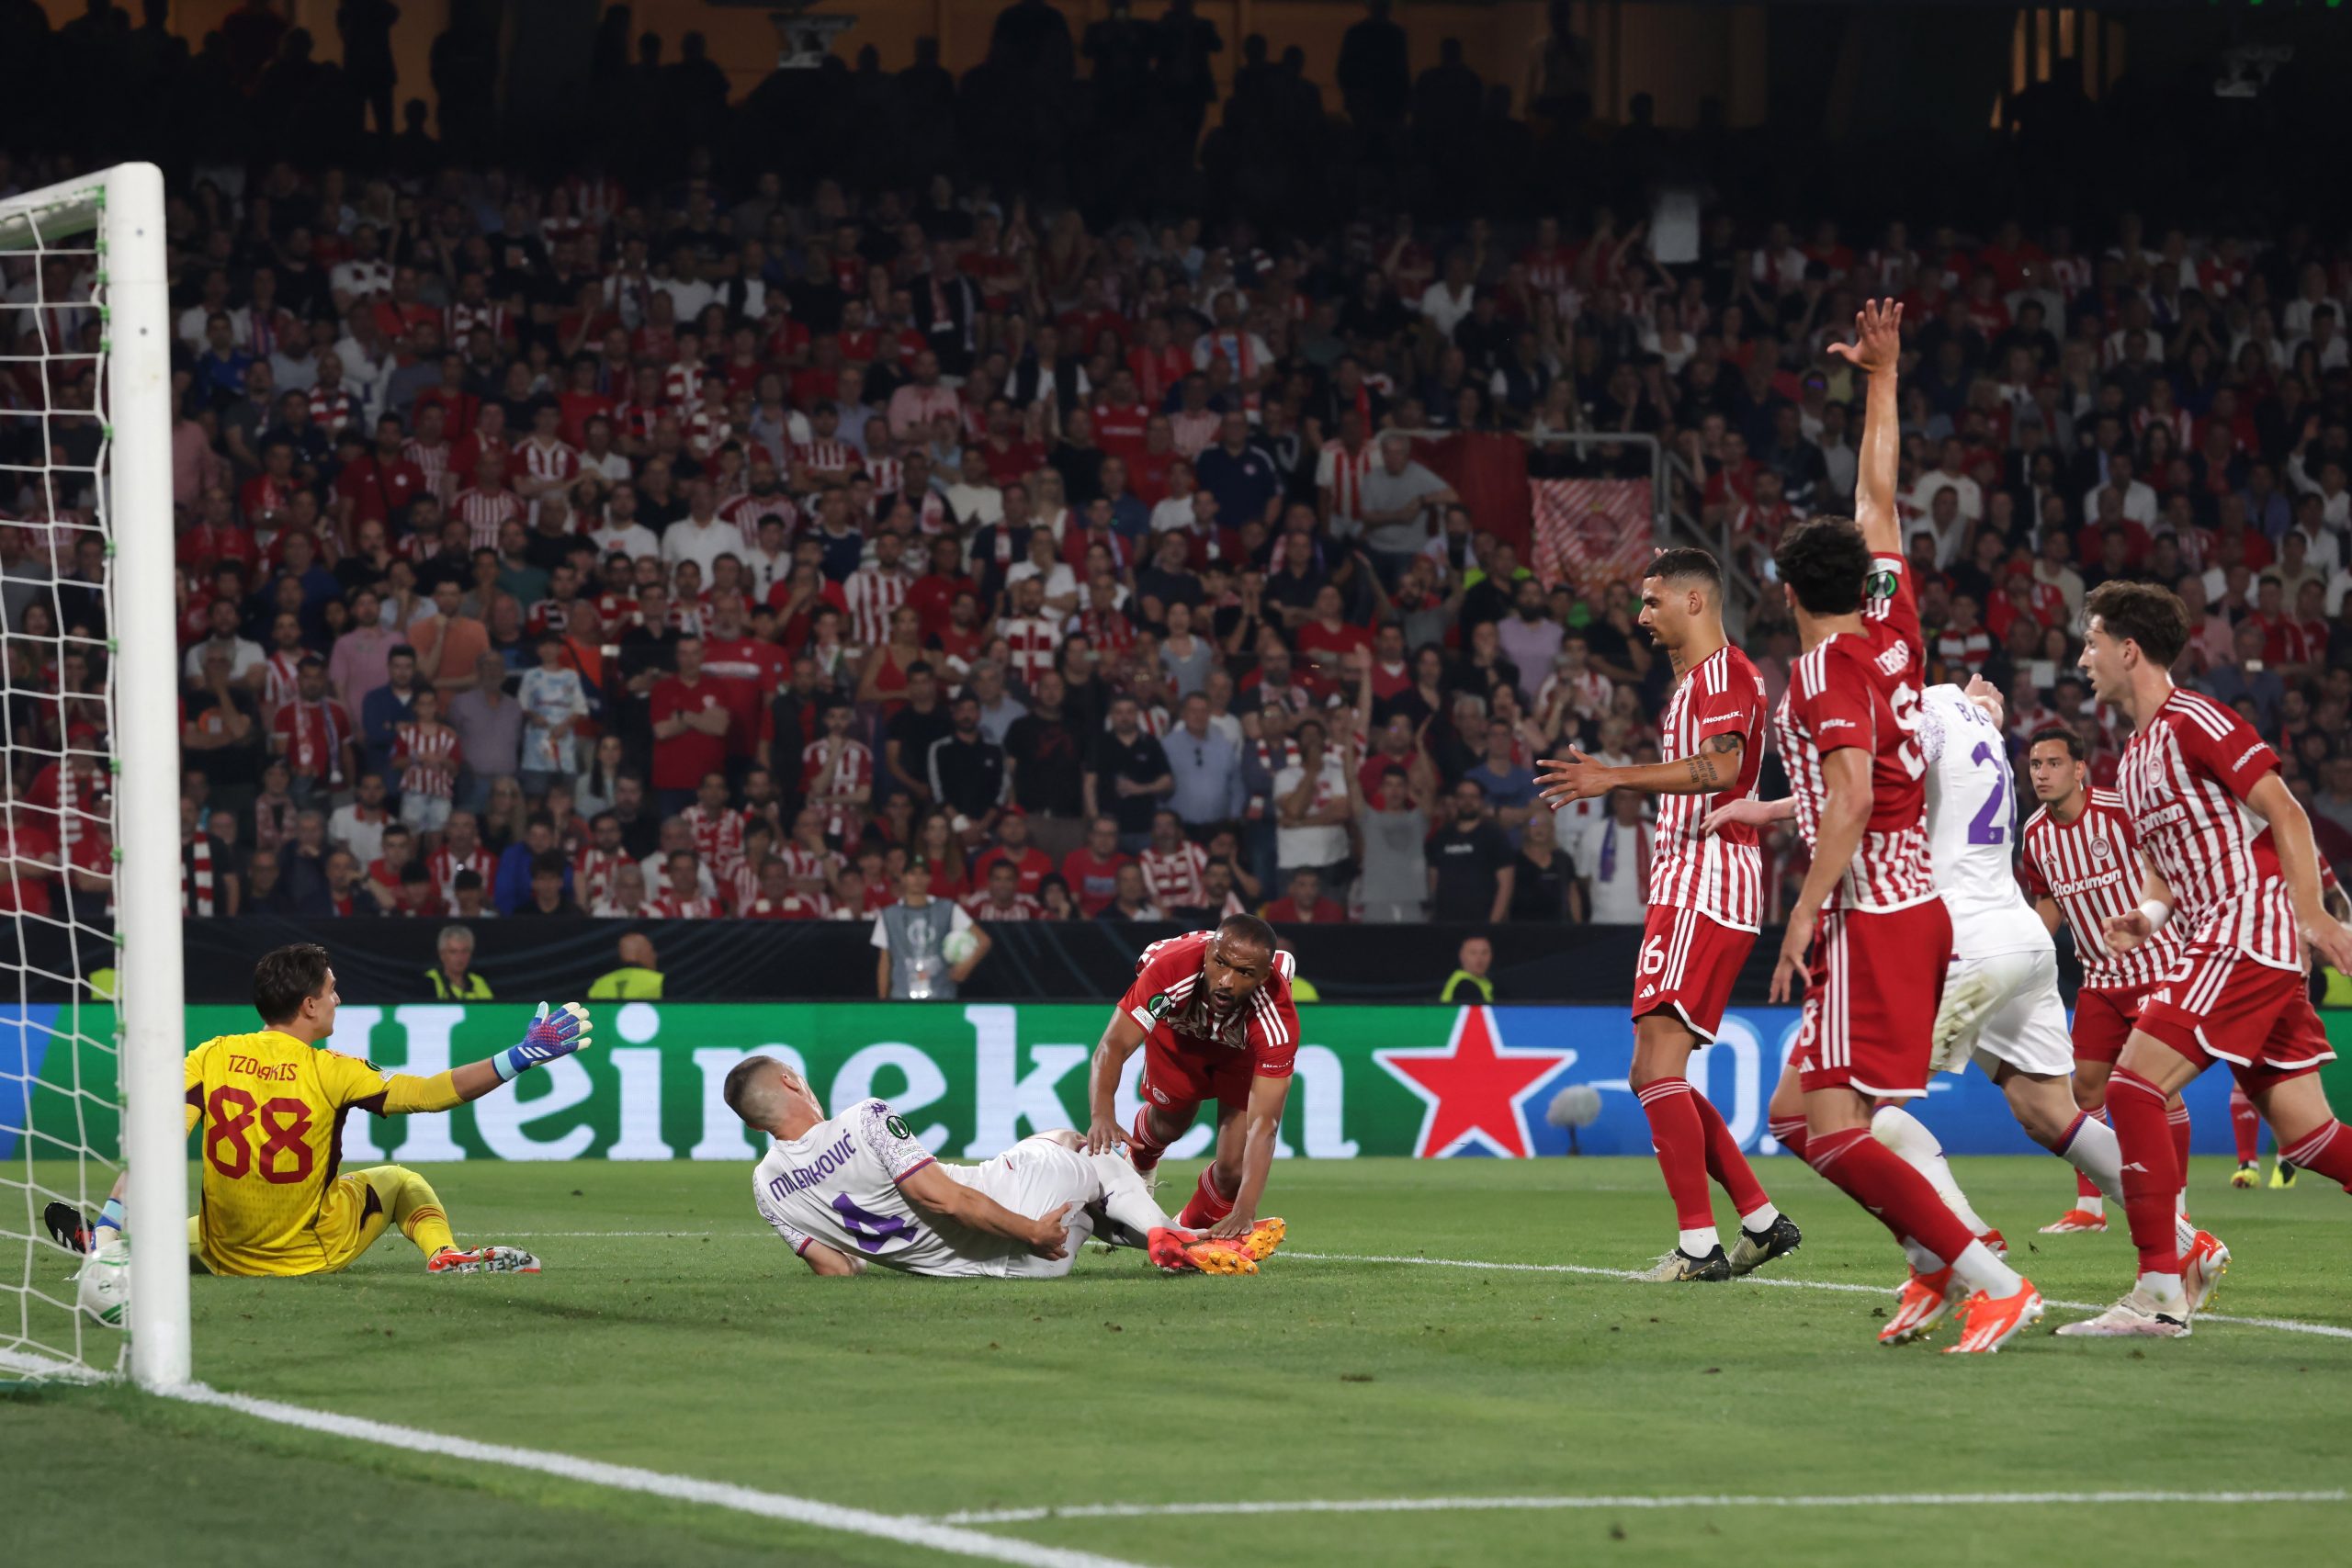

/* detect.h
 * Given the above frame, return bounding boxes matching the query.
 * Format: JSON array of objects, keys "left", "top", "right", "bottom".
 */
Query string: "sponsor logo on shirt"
[
  {"left": 2233, "top": 742, "right": 2267, "bottom": 771},
  {"left": 1819, "top": 718, "right": 1858, "bottom": 733}
]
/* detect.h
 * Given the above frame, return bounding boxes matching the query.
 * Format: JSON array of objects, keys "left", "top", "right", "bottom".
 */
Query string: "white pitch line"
[
  {"left": 1280, "top": 1251, "right": 2352, "bottom": 1341},
  {"left": 161, "top": 1382, "right": 1148, "bottom": 1568},
  {"left": 935, "top": 1490, "right": 2350, "bottom": 1526}
]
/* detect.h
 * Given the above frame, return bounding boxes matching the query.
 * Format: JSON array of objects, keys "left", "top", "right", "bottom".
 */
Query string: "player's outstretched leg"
[
  {"left": 1630, "top": 1012, "right": 1791, "bottom": 1280},
  {"left": 2057, "top": 1053, "right": 2214, "bottom": 1338},
  {"left": 1075, "top": 1141, "right": 1260, "bottom": 1276},
  {"left": 1871, "top": 1105, "right": 1999, "bottom": 1251},
  {"left": 2230, "top": 1085, "right": 2263, "bottom": 1187},
  {"left": 2045, "top": 1058, "right": 2112, "bottom": 1233},
  {"left": 362, "top": 1166, "right": 540, "bottom": 1275}
]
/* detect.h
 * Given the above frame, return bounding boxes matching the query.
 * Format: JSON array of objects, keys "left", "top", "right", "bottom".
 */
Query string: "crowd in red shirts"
[{"left": 5, "top": 84, "right": 2352, "bottom": 935}]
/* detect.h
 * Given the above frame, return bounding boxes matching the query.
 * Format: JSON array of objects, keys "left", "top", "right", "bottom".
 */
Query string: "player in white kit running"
[{"left": 723, "top": 1056, "right": 1257, "bottom": 1279}]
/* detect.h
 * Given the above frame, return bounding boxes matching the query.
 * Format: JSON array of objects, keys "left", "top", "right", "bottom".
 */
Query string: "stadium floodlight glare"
[{"left": 0, "top": 164, "right": 187, "bottom": 1388}]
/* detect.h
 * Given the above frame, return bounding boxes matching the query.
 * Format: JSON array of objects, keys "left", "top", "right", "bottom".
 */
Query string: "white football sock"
[
  {"left": 1738, "top": 1202, "right": 1780, "bottom": 1233},
  {"left": 2138, "top": 1270, "right": 2186, "bottom": 1310},
  {"left": 1871, "top": 1105, "right": 1992, "bottom": 1235},
  {"left": 1950, "top": 1239, "right": 2025, "bottom": 1299},
  {"left": 1089, "top": 1148, "right": 1179, "bottom": 1237},
  {"left": 2058, "top": 1112, "right": 2125, "bottom": 1206},
  {"left": 1679, "top": 1226, "right": 1722, "bottom": 1256}
]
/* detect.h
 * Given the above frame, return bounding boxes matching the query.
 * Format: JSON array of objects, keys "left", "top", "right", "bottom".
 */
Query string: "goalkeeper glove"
[{"left": 493, "top": 1002, "right": 594, "bottom": 1083}]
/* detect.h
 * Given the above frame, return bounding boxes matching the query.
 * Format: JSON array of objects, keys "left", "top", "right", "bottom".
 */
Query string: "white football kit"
[
  {"left": 751, "top": 1098, "right": 1113, "bottom": 1279},
  {"left": 1916, "top": 684, "right": 2074, "bottom": 1077}
]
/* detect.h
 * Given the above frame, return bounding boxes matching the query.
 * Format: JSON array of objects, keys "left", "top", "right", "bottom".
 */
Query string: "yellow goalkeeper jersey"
[{"left": 183, "top": 1030, "right": 394, "bottom": 1277}]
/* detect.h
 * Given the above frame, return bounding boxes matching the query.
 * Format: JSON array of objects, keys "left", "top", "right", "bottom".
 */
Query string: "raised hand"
[
  {"left": 494, "top": 1001, "right": 594, "bottom": 1082},
  {"left": 1826, "top": 299, "right": 1905, "bottom": 377}
]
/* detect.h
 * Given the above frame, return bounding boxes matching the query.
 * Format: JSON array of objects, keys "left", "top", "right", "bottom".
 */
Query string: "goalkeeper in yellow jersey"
[{"left": 49, "top": 942, "right": 593, "bottom": 1278}]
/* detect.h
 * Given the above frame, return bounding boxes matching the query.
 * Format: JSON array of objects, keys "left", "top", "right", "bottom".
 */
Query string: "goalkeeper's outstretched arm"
[{"left": 358, "top": 1002, "right": 595, "bottom": 1115}]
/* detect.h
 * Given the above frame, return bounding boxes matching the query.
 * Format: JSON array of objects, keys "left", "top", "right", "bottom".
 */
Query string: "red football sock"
[
  {"left": 1636, "top": 1078, "right": 1716, "bottom": 1232},
  {"left": 1691, "top": 1088, "right": 1771, "bottom": 1216},
  {"left": 2108, "top": 1068, "right": 2183, "bottom": 1276},
  {"left": 2075, "top": 1168, "right": 2102, "bottom": 1201},
  {"left": 2279, "top": 1122, "right": 2352, "bottom": 1191},
  {"left": 2169, "top": 1100, "right": 2193, "bottom": 1198},
  {"left": 1804, "top": 1125, "right": 1976, "bottom": 1264},
  {"left": 2229, "top": 1086, "right": 2262, "bottom": 1165},
  {"left": 1769, "top": 1113, "right": 1809, "bottom": 1164},
  {"left": 1126, "top": 1107, "right": 1168, "bottom": 1176},
  {"left": 1176, "top": 1165, "right": 1235, "bottom": 1230}
]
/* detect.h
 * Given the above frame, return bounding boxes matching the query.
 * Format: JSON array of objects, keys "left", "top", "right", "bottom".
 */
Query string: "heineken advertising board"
[{"left": 5, "top": 999, "right": 2290, "bottom": 1164}]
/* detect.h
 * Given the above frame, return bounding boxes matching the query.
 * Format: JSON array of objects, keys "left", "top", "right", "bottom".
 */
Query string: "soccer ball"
[
  {"left": 76, "top": 1239, "right": 130, "bottom": 1327},
  {"left": 943, "top": 929, "right": 979, "bottom": 966}
]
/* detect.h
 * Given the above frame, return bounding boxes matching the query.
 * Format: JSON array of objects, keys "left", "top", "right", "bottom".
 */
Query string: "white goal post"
[{"left": 0, "top": 164, "right": 187, "bottom": 1387}]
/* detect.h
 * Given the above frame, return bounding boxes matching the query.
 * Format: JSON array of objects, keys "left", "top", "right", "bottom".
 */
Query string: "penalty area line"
[
  {"left": 1281, "top": 1251, "right": 2352, "bottom": 1341},
  {"left": 159, "top": 1382, "right": 1149, "bottom": 1568},
  {"left": 935, "top": 1489, "right": 2351, "bottom": 1526}
]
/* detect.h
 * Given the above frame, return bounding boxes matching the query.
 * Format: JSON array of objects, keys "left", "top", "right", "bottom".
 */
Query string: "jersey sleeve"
[
  {"left": 1915, "top": 686, "right": 1955, "bottom": 768},
  {"left": 2017, "top": 832, "right": 2051, "bottom": 899},
  {"left": 856, "top": 1098, "right": 937, "bottom": 1183},
  {"left": 1863, "top": 554, "right": 1924, "bottom": 661},
  {"left": 752, "top": 1180, "right": 817, "bottom": 1255},
  {"left": 1790, "top": 651, "right": 1876, "bottom": 756},
  {"left": 1691, "top": 658, "right": 1759, "bottom": 750},
  {"left": 1119, "top": 933, "right": 1198, "bottom": 1029},
  {"left": 2176, "top": 702, "right": 2279, "bottom": 804},
  {"left": 1248, "top": 973, "right": 1301, "bottom": 1079},
  {"left": 317, "top": 1048, "right": 395, "bottom": 1111}
]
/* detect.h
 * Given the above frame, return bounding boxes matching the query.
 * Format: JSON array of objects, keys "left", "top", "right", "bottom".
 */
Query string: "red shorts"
[
  {"left": 2137, "top": 946, "right": 2336, "bottom": 1089},
  {"left": 1631, "top": 904, "right": 1755, "bottom": 1043},
  {"left": 1793, "top": 899, "right": 1953, "bottom": 1101},
  {"left": 1139, "top": 1032, "right": 1261, "bottom": 1119},
  {"left": 2070, "top": 984, "right": 2152, "bottom": 1066}
]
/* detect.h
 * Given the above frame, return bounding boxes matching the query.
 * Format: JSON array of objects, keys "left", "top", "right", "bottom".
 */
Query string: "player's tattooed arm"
[
  {"left": 1681, "top": 731, "right": 1745, "bottom": 789},
  {"left": 1544, "top": 731, "right": 1744, "bottom": 805}
]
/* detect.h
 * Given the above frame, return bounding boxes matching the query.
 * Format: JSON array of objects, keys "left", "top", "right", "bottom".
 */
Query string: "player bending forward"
[
  {"left": 1752, "top": 299, "right": 2043, "bottom": 1354},
  {"left": 2018, "top": 727, "right": 2197, "bottom": 1233},
  {"left": 1720, "top": 681, "right": 2215, "bottom": 1342},
  {"left": 725, "top": 1056, "right": 1256, "bottom": 1278},
  {"left": 1535, "top": 547, "right": 1801, "bottom": 1282},
  {"left": 1084, "top": 915, "right": 1295, "bottom": 1252},
  {"left": 51, "top": 943, "right": 583, "bottom": 1279},
  {"left": 2060, "top": 581, "right": 2352, "bottom": 1338}
]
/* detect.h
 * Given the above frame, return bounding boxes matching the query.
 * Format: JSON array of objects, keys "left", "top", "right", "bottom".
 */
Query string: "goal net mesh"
[{"left": 0, "top": 175, "right": 133, "bottom": 1380}]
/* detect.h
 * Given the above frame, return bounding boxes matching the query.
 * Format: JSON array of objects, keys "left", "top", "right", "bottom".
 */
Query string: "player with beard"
[
  {"left": 1083, "top": 914, "right": 1295, "bottom": 1256},
  {"left": 1536, "top": 548, "right": 1800, "bottom": 1282}
]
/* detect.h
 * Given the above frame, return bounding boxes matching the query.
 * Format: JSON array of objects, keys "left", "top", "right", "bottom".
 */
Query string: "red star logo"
[{"left": 1374, "top": 1007, "right": 1578, "bottom": 1158}]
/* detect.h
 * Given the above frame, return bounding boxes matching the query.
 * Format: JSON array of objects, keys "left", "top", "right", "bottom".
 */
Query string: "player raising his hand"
[{"left": 51, "top": 942, "right": 591, "bottom": 1278}]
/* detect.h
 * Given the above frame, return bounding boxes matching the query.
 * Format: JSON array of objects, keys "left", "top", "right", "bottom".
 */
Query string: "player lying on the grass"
[
  {"left": 50, "top": 942, "right": 587, "bottom": 1278},
  {"left": 2060, "top": 579, "right": 2352, "bottom": 1338},
  {"left": 1083, "top": 915, "right": 1296, "bottom": 1247},
  {"left": 1749, "top": 299, "right": 2043, "bottom": 1354},
  {"left": 1713, "top": 677, "right": 2217, "bottom": 1343},
  {"left": 1532, "top": 547, "right": 1801, "bottom": 1283},
  {"left": 723, "top": 1055, "right": 1262, "bottom": 1277}
]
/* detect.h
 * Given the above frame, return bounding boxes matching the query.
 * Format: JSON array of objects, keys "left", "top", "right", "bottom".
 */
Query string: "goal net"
[{"left": 0, "top": 164, "right": 187, "bottom": 1386}]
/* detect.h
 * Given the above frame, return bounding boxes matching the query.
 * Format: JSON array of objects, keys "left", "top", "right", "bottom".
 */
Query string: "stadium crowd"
[{"left": 4, "top": 16, "right": 2352, "bottom": 937}]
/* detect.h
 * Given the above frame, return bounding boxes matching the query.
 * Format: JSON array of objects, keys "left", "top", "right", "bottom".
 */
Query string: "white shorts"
[
  {"left": 1933, "top": 948, "right": 2075, "bottom": 1079},
  {"left": 942, "top": 1135, "right": 1101, "bottom": 1280}
]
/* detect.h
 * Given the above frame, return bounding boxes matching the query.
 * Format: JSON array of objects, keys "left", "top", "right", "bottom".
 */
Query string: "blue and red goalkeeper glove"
[{"left": 493, "top": 1002, "right": 594, "bottom": 1082}]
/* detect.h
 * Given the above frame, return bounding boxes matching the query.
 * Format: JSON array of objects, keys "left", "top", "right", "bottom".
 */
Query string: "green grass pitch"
[{"left": 5, "top": 1155, "right": 2348, "bottom": 1568}]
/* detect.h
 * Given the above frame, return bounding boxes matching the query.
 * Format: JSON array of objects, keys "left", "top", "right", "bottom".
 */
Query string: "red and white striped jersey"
[
  {"left": 445, "top": 300, "right": 513, "bottom": 352},
  {"left": 793, "top": 439, "right": 856, "bottom": 480},
  {"left": 800, "top": 739, "right": 874, "bottom": 842},
  {"left": 394, "top": 720, "right": 460, "bottom": 800},
  {"left": 2018, "top": 788, "right": 2184, "bottom": 990},
  {"left": 402, "top": 437, "right": 453, "bottom": 499},
  {"left": 648, "top": 891, "right": 721, "bottom": 919},
  {"left": 778, "top": 841, "right": 842, "bottom": 889},
  {"left": 516, "top": 436, "right": 579, "bottom": 491},
  {"left": 572, "top": 846, "right": 628, "bottom": 909},
  {"left": 451, "top": 486, "right": 526, "bottom": 550},
  {"left": 425, "top": 843, "right": 495, "bottom": 906},
  {"left": 2114, "top": 687, "right": 2300, "bottom": 972},
  {"left": 743, "top": 893, "right": 828, "bottom": 919},
  {"left": 260, "top": 649, "right": 303, "bottom": 714},
  {"left": 960, "top": 890, "right": 1044, "bottom": 921},
  {"left": 864, "top": 456, "right": 902, "bottom": 496},
  {"left": 1316, "top": 441, "right": 1375, "bottom": 521},
  {"left": 1770, "top": 556, "right": 1936, "bottom": 913},
  {"left": 721, "top": 491, "right": 797, "bottom": 551},
  {"left": 997, "top": 614, "right": 1063, "bottom": 683},
  {"left": 683, "top": 804, "right": 749, "bottom": 878},
  {"left": 306, "top": 385, "right": 358, "bottom": 437},
  {"left": 1649, "top": 643, "right": 1767, "bottom": 931},
  {"left": 1138, "top": 841, "right": 1211, "bottom": 910},
  {"left": 842, "top": 567, "right": 911, "bottom": 649}
]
